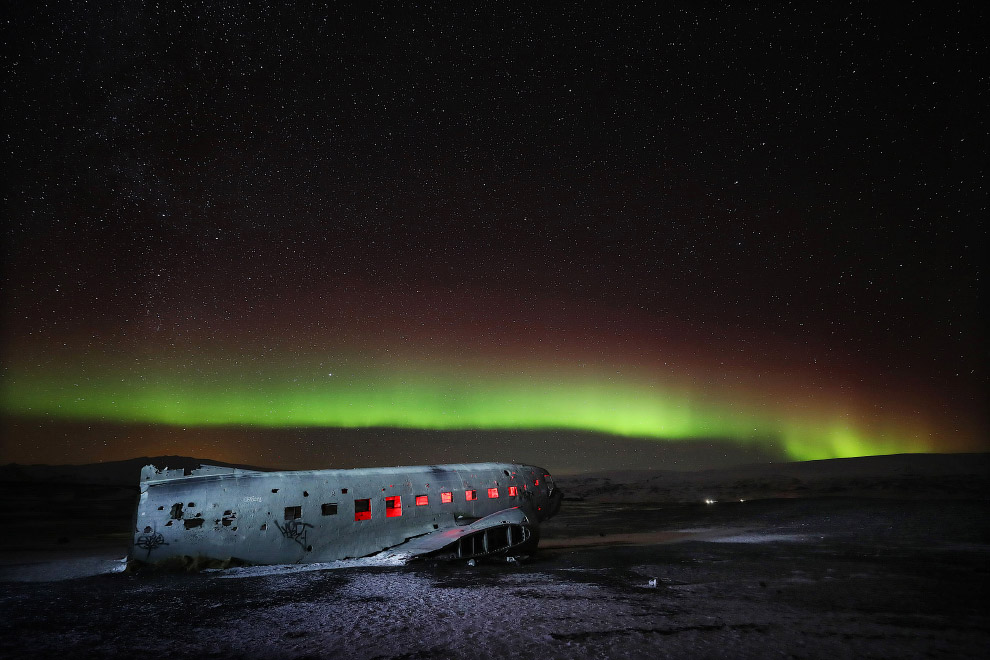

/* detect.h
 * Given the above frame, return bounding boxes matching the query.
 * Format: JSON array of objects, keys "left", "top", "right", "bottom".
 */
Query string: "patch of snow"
[
  {"left": 212, "top": 552, "right": 410, "bottom": 578},
  {"left": 708, "top": 533, "right": 813, "bottom": 543},
  {"left": 0, "top": 556, "right": 130, "bottom": 582}
]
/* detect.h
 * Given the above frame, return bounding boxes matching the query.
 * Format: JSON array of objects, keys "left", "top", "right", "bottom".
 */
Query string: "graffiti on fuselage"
[
  {"left": 274, "top": 519, "right": 313, "bottom": 549},
  {"left": 134, "top": 530, "right": 168, "bottom": 559}
]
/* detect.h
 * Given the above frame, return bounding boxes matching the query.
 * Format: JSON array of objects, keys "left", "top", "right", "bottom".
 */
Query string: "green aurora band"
[{"left": 1, "top": 349, "right": 940, "bottom": 462}]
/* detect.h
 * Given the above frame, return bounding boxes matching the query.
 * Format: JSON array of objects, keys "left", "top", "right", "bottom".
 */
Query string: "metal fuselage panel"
[{"left": 131, "top": 462, "right": 556, "bottom": 565}]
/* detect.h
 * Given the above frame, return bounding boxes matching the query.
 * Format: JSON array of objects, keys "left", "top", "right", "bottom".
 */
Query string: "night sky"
[{"left": 2, "top": 3, "right": 985, "bottom": 472}]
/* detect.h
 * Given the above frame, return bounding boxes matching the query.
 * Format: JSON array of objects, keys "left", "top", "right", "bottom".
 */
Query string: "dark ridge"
[{"left": 0, "top": 456, "right": 273, "bottom": 486}]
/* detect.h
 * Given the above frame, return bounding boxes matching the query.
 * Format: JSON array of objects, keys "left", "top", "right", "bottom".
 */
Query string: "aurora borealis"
[
  {"left": 3, "top": 342, "right": 939, "bottom": 462},
  {"left": 1, "top": 4, "right": 985, "bottom": 471},
  {"left": 2, "top": 283, "right": 979, "bottom": 469}
]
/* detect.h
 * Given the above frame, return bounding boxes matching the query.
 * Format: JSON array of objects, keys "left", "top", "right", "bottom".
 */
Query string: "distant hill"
[
  {"left": 554, "top": 453, "right": 990, "bottom": 502},
  {"left": 2, "top": 452, "right": 987, "bottom": 502},
  {"left": 0, "top": 456, "right": 272, "bottom": 486}
]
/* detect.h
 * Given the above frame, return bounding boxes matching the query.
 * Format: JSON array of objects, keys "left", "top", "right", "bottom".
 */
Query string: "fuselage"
[{"left": 131, "top": 462, "right": 561, "bottom": 565}]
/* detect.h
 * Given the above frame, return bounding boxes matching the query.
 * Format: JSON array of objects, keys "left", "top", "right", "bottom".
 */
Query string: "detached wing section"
[{"left": 397, "top": 507, "right": 538, "bottom": 560}]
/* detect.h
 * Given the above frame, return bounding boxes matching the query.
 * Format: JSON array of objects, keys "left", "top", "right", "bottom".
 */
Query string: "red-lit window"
[
  {"left": 415, "top": 495, "right": 429, "bottom": 506},
  {"left": 465, "top": 490, "right": 477, "bottom": 501},
  {"left": 385, "top": 496, "right": 402, "bottom": 517},
  {"left": 488, "top": 488, "right": 499, "bottom": 499},
  {"left": 508, "top": 486, "right": 518, "bottom": 497},
  {"left": 354, "top": 499, "right": 371, "bottom": 521},
  {"left": 534, "top": 479, "right": 540, "bottom": 486},
  {"left": 441, "top": 492, "right": 453, "bottom": 503}
]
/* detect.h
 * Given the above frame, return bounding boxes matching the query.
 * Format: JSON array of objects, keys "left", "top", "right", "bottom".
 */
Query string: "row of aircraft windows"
[{"left": 283, "top": 486, "right": 523, "bottom": 522}]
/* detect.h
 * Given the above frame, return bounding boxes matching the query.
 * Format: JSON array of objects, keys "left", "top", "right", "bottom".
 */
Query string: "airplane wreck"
[{"left": 130, "top": 462, "right": 562, "bottom": 567}]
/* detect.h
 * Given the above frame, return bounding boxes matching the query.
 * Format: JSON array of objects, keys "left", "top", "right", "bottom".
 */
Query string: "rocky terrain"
[{"left": 0, "top": 453, "right": 987, "bottom": 658}]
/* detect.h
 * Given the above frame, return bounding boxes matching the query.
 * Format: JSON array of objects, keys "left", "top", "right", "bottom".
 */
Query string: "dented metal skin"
[{"left": 131, "top": 462, "right": 563, "bottom": 566}]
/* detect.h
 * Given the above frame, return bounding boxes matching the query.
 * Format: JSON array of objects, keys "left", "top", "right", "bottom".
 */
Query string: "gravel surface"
[{"left": 1, "top": 498, "right": 987, "bottom": 659}]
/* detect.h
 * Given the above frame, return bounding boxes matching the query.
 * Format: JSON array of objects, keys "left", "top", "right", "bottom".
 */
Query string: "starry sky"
[{"left": 1, "top": 3, "right": 985, "bottom": 472}]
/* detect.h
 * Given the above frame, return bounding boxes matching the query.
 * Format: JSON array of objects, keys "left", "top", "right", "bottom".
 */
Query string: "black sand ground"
[{"left": 1, "top": 497, "right": 988, "bottom": 659}]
